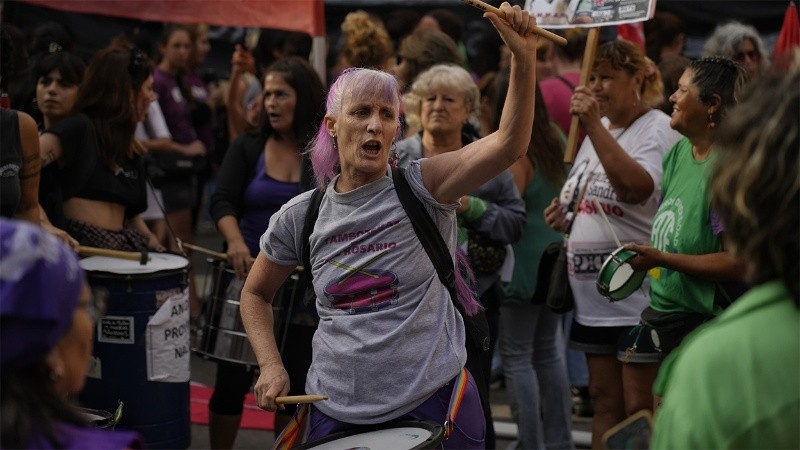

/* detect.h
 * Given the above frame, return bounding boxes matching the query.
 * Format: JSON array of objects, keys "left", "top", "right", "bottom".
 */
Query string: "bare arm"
[
  {"left": 240, "top": 254, "right": 296, "bottom": 411},
  {"left": 130, "top": 215, "right": 166, "bottom": 251},
  {"left": 217, "top": 215, "right": 254, "bottom": 279},
  {"left": 39, "top": 132, "right": 63, "bottom": 167},
  {"left": 571, "top": 87, "right": 654, "bottom": 203},
  {"left": 422, "top": 3, "right": 538, "bottom": 203},
  {"left": 509, "top": 156, "right": 533, "bottom": 195},
  {"left": 625, "top": 241, "right": 746, "bottom": 282},
  {"left": 15, "top": 112, "right": 41, "bottom": 223}
]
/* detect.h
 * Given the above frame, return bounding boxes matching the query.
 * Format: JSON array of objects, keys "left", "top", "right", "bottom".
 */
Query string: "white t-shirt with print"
[{"left": 561, "top": 109, "right": 681, "bottom": 327}]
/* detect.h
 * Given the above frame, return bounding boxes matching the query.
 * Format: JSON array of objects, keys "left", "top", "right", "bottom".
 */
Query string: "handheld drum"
[
  {"left": 596, "top": 247, "right": 646, "bottom": 302},
  {"left": 298, "top": 420, "right": 444, "bottom": 450}
]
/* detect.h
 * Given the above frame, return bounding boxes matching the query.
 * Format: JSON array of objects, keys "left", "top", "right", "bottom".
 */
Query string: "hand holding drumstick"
[{"left": 462, "top": 0, "right": 567, "bottom": 46}]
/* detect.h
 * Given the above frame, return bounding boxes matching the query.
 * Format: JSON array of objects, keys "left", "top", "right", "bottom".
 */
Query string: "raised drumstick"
[
  {"left": 462, "top": 0, "right": 568, "bottom": 46},
  {"left": 275, "top": 395, "right": 328, "bottom": 405}
]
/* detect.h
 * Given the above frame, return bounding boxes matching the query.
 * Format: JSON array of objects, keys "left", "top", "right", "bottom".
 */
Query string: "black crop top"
[{"left": 44, "top": 114, "right": 147, "bottom": 217}]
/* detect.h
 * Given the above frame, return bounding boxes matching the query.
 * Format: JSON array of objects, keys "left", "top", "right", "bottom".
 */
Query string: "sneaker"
[{"left": 571, "top": 386, "right": 594, "bottom": 417}]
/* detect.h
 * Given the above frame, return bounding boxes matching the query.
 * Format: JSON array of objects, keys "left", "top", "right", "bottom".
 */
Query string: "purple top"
[
  {"left": 185, "top": 72, "right": 214, "bottom": 155},
  {"left": 28, "top": 420, "right": 142, "bottom": 449},
  {"left": 238, "top": 151, "right": 299, "bottom": 256},
  {"left": 153, "top": 68, "right": 196, "bottom": 144}
]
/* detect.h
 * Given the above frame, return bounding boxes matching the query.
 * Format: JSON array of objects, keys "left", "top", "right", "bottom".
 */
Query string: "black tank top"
[{"left": 0, "top": 109, "right": 22, "bottom": 218}]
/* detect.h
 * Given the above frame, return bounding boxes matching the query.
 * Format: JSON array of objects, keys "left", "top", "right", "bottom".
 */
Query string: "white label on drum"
[
  {"left": 87, "top": 356, "right": 102, "bottom": 379},
  {"left": 145, "top": 289, "right": 190, "bottom": 383},
  {"left": 97, "top": 316, "right": 135, "bottom": 344}
]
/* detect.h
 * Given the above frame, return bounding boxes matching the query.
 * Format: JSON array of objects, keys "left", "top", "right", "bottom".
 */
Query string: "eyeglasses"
[
  {"left": 734, "top": 50, "right": 759, "bottom": 62},
  {"left": 85, "top": 287, "right": 109, "bottom": 323}
]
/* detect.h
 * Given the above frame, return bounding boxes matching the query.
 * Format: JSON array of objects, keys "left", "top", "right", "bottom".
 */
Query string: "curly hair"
[
  {"left": 594, "top": 39, "right": 664, "bottom": 109},
  {"left": 402, "top": 63, "right": 479, "bottom": 131},
  {"left": 711, "top": 68, "right": 799, "bottom": 305},
  {"left": 338, "top": 11, "right": 394, "bottom": 70}
]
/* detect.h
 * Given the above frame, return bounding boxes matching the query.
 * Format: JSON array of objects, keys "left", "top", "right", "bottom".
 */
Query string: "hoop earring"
[
  {"left": 49, "top": 365, "right": 64, "bottom": 382},
  {"left": 389, "top": 143, "right": 399, "bottom": 168}
]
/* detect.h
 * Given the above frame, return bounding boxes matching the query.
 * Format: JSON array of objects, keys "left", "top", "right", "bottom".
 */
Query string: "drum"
[
  {"left": 596, "top": 247, "right": 646, "bottom": 302},
  {"left": 298, "top": 420, "right": 444, "bottom": 450},
  {"left": 194, "top": 260, "right": 306, "bottom": 366},
  {"left": 78, "top": 253, "right": 190, "bottom": 449}
]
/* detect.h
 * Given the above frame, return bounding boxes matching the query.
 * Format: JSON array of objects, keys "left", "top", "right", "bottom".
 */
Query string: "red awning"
[{"left": 21, "top": 0, "right": 325, "bottom": 37}]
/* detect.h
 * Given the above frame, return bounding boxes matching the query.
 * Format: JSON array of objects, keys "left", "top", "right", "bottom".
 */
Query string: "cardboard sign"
[{"left": 525, "top": 0, "right": 656, "bottom": 28}]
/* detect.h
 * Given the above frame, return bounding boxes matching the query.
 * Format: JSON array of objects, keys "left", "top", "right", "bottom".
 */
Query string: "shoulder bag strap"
[
  {"left": 391, "top": 167, "right": 457, "bottom": 297},
  {"left": 301, "top": 188, "right": 325, "bottom": 286}
]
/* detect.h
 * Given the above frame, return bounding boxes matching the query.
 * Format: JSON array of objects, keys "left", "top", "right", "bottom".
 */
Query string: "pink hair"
[
  {"left": 455, "top": 249, "right": 483, "bottom": 316},
  {"left": 307, "top": 67, "right": 403, "bottom": 188}
]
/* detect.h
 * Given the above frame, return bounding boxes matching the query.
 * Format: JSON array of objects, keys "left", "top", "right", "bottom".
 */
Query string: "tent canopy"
[{"left": 21, "top": 0, "right": 326, "bottom": 36}]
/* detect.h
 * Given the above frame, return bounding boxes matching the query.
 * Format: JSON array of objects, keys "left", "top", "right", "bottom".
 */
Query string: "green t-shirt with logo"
[{"left": 649, "top": 137, "right": 722, "bottom": 314}]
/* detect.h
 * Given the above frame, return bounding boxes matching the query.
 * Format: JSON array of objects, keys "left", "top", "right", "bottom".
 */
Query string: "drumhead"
[
  {"left": 597, "top": 247, "right": 645, "bottom": 301},
  {"left": 299, "top": 420, "right": 444, "bottom": 450},
  {"left": 80, "top": 253, "right": 189, "bottom": 274}
]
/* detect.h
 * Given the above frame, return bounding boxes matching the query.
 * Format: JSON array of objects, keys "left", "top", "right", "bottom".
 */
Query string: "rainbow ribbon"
[
  {"left": 272, "top": 403, "right": 309, "bottom": 450},
  {"left": 444, "top": 367, "right": 469, "bottom": 439}
]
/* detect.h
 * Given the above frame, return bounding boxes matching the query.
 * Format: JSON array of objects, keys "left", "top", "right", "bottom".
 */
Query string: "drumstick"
[
  {"left": 79, "top": 246, "right": 150, "bottom": 264},
  {"left": 461, "top": 0, "right": 568, "bottom": 46},
  {"left": 275, "top": 395, "right": 328, "bottom": 405},
  {"left": 177, "top": 240, "right": 228, "bottom": 261},
  {"left": 593, "top": 198, "right": 622, "bottom": 248}
]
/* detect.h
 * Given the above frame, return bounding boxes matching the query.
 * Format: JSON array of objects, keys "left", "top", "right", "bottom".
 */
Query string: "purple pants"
[{"left": 305, "top": 370, "right": 485, "bottom": 449}]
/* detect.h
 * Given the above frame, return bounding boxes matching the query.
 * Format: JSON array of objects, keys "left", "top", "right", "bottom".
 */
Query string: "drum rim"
[
  {"left": 596, "top": 247, "right": 644, "bottom": 300},
  {"left": 297, "top": 419, "right": 444, "bottom": 449},
  {"left": 80, "top": 253, "right": 190, "bottom": 276}
]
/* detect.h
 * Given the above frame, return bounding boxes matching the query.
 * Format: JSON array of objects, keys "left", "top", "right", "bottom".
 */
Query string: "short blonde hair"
[{"left": 402, "top": 63, "right": 479, "bottom": 131}]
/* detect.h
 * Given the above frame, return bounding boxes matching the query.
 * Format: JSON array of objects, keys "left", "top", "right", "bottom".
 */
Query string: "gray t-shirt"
[{"left": 260, "top": 161, "right": 467, "bottom": 424}]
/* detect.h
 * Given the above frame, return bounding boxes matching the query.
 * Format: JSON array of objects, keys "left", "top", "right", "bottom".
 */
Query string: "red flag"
[
  {"left": 618, "top": 23, "right": 646, "bottom": 54},
  {"left": 773, "top": 1, "right": 800, "bottom": 71}
]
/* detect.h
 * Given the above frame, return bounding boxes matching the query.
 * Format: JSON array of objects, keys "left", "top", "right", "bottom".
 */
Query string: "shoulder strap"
[
  {"left": 301, "top": 188, "right": 325, "bottom": 286},
  {"left": 556, "top": 75, "right": 576, "bottom": 91},
  {"left": 391, "top": 167, "right": 456, "bottom": 295}
]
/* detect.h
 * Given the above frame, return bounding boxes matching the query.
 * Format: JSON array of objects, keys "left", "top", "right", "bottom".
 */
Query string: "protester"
[
  {"left": 395, "top": 63, "right": 527, "bottom": 449},
  {"left": 0, "top": 28, "right": 40, "bottom": 225},
  {"left": 207, "top": 56, "right": 325, "bottom": 449},
  {"left": 543, "top": 39, "right": 681, "bottom": 448},
  {"left": 496, "top": 71, "right": 574, "bottom": 449},
  {"left": 38, "top": 43, "right": 163, "bottom": 252},
  {"left": 702, "top": 21, "right": 770, "bottom": 79},
  {"left": 240, "top": 4, "right": 539, "bottom": 448},
  {"left": 626, "top": 57, "right": 749, "bottom": 357},
  {"left": 651, "top": 64, "right": 799, "bottom": 450},
  {"left": 32, "top": 50, "right": 84, "bottom": 248},
  {"left": 0, "top": 218, "right": 143, "bottom": 449},
  {"left": 153, "top": 25, "right": 205, "bottom": 316},
  {"left": 332, "top": 10, "right": 395, "bottom": 77}
]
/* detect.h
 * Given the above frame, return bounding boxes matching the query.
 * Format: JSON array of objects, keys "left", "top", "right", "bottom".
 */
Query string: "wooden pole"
[
  {"left": 564, "top": 27, "right": 600, "bottom": 164},
  {"left": 461, "top": 0, "right": 568, "bottom": 46}
]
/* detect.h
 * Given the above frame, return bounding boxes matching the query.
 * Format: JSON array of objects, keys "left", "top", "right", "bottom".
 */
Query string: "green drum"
[{"left": 596, "top": 247, "right": 646, "bottom": 302}]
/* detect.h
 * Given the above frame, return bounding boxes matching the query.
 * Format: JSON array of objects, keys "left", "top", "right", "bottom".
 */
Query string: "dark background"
[{"left": 3, "top": 0, "right": 787, "bottom": 81}]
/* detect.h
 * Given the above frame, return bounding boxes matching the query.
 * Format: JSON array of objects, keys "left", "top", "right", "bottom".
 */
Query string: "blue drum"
[{"left": 78, "top": 254, "right": 190, "bottom": 449}]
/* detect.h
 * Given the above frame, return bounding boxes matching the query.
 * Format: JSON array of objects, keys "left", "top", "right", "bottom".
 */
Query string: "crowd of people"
[{"left": 0, "top": 3, "right": 798, "bottom": 450}]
